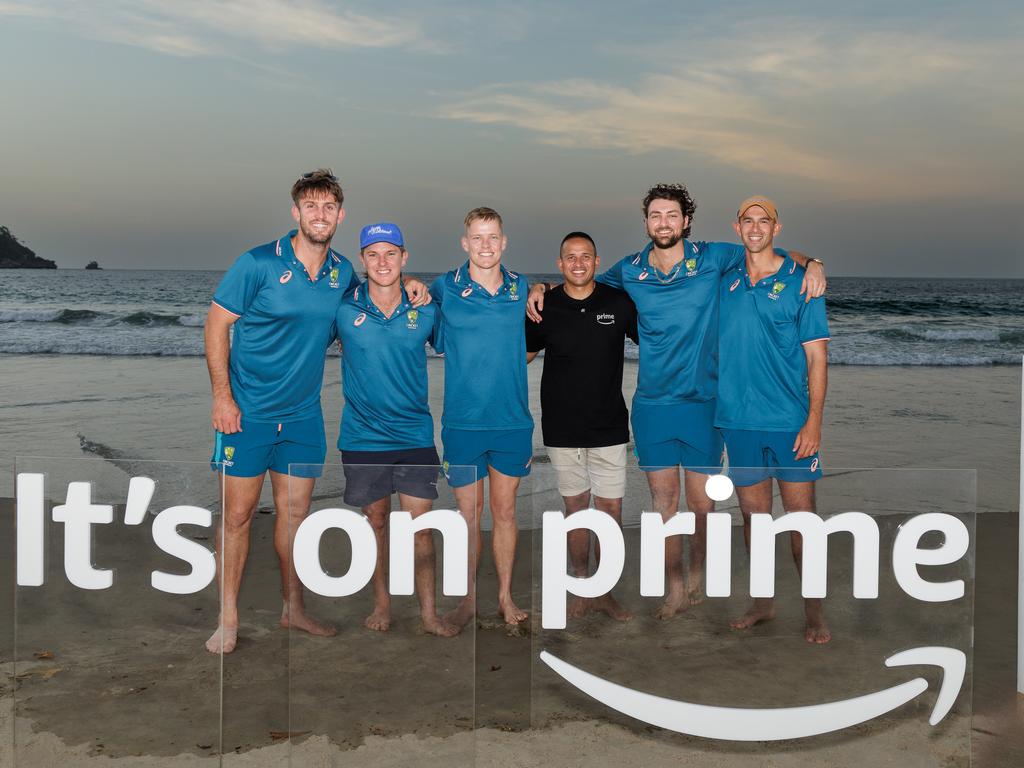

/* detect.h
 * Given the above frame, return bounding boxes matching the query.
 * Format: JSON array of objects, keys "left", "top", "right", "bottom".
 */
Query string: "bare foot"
[
  {"left": 567, "top": 596, "right": 591, "bottom": 619},
  {"left": 655, "top": 584, "right": 688, "bottom": 620},
  {"left": 421, "top": 614, "right": 460, "bottom": 638},
  {"left": 730, "top": 599, "right": 775, "bottom": 630},
  {"left": 281, "top": 606, "right": 337, "bottom": 637},
  {"left": 205, "top": 625, "right": 238, "bottom": 654},
  {"left": 804, "top": 601, "right": 831, "bottom": 644},
  {"left": 499, "top": 597, "right": 528, "bottom": 626},
  {"left": 444, "top": 596, "right": 476, "bottom": 630},
  {"left": 363, "top": 606, "right": 391, "bottom": 632},
  {"left": 594, "top": 594, "right": 632, "bottom": 622},
  {"left": 686, "top": 570, "right": 704, "bottom": 606}
]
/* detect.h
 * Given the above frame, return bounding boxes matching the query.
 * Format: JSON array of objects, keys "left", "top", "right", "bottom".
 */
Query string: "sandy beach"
[{"left": 1, "top": 355, "right": 1021, "bottom": 766}]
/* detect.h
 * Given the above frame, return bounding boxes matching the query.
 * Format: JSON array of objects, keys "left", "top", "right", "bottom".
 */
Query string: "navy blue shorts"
[{"left": 341, "top": 446, "right": 441, "bottom": 507}]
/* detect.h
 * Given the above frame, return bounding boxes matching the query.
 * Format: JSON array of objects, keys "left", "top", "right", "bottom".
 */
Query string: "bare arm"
[
  {"left": 403, "top": 276, "right": 432, "bottom": 307},
  {"left": 527, "top": 351, "right": 539, "bottom": 363},
  {"left": 793, "top": 340, "right": 828, "bottom": 459},
  {"left": 205, "top": 303, "right": 242, "bottom": 434},
  {"left": 788, "top": 250, "right": 826, "bottom": 302}
]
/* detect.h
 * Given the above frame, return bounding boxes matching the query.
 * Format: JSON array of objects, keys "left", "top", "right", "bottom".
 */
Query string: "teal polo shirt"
[
  {"left": 335, "top": 282, "right": 441, "bottom": 451},
  {"left": 212, "top": 230, "right": 357, "bottom": 422},
  {"left": 598, "top": 240, "right": 748, "bottom": 405},
  {"left": 429, "top": 261, "right": 533, "bottom": 431},
  {"left": 715, "top": 256, "right": 830, "bottom": 431}
]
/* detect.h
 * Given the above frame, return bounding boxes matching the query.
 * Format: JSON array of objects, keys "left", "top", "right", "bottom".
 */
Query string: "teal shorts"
[
  {"left": 631, "top": 400, "right": 724, "bottom": 474},
  {"left": 721, "top": 428, "right": 822, "bottom": 487},
  {"left": 440, "top": 426, "right": 534, "bottom": 488},
  {"left": 211, "top": 416, "right": 326, "bottom": 478}
]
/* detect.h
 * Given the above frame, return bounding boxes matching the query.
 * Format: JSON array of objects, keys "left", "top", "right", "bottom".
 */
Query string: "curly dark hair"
[
  {"left": 642, "top": 184, "right": 696, "bottom": 238},
  {"left": 291, "top": 168, "right": 344, "bottom": 206}
]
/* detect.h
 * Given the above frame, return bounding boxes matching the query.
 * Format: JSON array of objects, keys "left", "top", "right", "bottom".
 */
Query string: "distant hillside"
[{"left": 0, "top": 226, "right": 57, "bottom": 268}]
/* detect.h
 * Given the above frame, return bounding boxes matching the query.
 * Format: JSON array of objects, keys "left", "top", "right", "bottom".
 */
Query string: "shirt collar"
[{"left": 352, "top": 279, "right": 411, "bottom": 317}]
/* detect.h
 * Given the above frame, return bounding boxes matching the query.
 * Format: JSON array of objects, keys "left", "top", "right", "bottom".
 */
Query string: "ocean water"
[{"left": 1, "top": 269, "right": 1022, "bottom": 365}]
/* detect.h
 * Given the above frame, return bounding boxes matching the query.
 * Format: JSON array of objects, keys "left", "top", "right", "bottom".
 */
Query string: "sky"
[{"left": 0, "top": 0, "right": 1021, "bottom": 277}]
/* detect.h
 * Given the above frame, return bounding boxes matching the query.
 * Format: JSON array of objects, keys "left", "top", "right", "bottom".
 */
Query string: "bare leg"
[
  {"left": 646, "top": 467, "right": 687, "bottom": 619},
  {"left": 361, "top": 496, "right": 392, "bottom": 632},
  {"left": 445, "top": 479, "right": 483, "bottom": 630},
  {"left": 562, "top": 489, "right": 593, "bottom": 618},
  {"left": 682, "top": 470, "right": 714, "bottom": 604},
  {"left": 206, "top": 473, "right": 264, "bottom": 654},
  {"left": 778, "top": 480, "right": 831, "bottom": 644},
  {"left": 401, "top": 493, "right": 458, "bottom": 637},
  {"left": 731, "top": 479, "right": 777, "bottom": 630},
  {"left": 489, "top": 468, "right": 527, "bottom": 625},
  {"left": 590, "top": 495, "right": 632, "bottom": 621},
  {"left": 271, "top": 471, "right": 336, "bottom": 638}
]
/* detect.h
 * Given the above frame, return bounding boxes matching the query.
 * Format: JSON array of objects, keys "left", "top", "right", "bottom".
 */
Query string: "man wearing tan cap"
[{"left": 717, "top": 196, "right": 831, "bottom": 643}]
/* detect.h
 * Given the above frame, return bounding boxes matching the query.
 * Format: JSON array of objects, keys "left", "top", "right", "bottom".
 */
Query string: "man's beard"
[
  {"left": 649, "top": 231, "right": 682, "bottom": 249},
  {"left": 302, "top": 221, "right": 335, "bottom": 244}
]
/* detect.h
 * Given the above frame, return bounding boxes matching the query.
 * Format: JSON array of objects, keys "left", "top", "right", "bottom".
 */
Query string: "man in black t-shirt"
[{"left": 526, "top": 231, "right": 638, "bottom": 620}]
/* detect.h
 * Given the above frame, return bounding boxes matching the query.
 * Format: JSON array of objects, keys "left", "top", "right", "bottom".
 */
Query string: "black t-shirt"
[{"left": 525, "top": 283, "right": 638, "bottom": 448}]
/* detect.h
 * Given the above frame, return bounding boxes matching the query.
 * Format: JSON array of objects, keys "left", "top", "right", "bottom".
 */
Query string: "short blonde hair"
[{"left": 464, "top": 206, "right": 503, "bottom": 230}]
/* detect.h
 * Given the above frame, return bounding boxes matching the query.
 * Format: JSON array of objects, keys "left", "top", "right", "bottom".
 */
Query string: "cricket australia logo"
[
  {"left": 769, "top": 281, "right": 786, "bottom": 301},
  {"left": 329, "top": 268, "right": 341, "bottom": 289},
  {"left": 222, "top": 446, "right": 235, "bottom": 467},
  {"left": 685, "top": 257, "right": 698, "bottom": 277},
  {"left": 406, "top": 309, "right": 419, "bottom": 329}
]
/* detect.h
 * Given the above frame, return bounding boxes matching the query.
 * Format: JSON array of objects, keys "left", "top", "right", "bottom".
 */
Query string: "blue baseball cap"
[{"left": 359, "top": 222, "right": 404, "bottom": 250}]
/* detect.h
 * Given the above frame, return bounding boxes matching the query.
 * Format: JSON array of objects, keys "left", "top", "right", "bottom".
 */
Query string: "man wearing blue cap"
[
  {"left": 203, "top": 171, "right": 429, "bottom": 653},
  {"left": 334, "top": 222, "right": 457, "bottom": 637}
]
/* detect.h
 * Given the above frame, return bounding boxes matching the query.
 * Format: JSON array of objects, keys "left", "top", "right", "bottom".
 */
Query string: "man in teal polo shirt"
[
  {"left": 717, "top": 196, "right": 831, "bottom": 643},
  {"left": 335, "top": 222, "right": 457, "bottom": 638},
  {"left": 203, "top": 170, "right": 427, "bottom": 653},
  {"left": 430, "top": 207, "right": 533, "bottom": 628}
]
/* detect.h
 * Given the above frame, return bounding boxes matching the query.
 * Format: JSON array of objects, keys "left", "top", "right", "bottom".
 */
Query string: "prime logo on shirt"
[{"left": 596, "top": 313, "right": 615, "bottom": 325}]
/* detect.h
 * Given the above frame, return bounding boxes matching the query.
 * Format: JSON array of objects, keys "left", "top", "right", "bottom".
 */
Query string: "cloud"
[
  {"left": 438, "top": 23, "right": 1022, "bottom": 199},
  {"left": 3, "top": 0, "right": 430, "bottom": 57}
]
